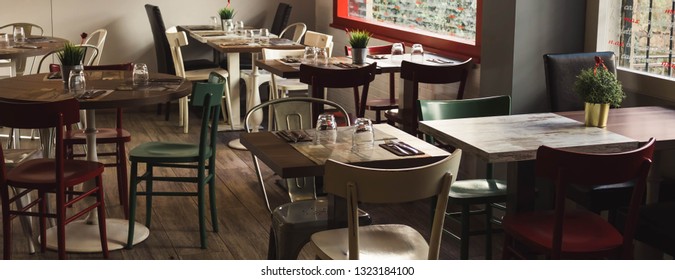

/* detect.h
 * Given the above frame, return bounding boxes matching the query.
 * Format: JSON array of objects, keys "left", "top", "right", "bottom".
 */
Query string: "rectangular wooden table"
[{"left": 418, "top": 112, "right": 639, "bottom": 212}]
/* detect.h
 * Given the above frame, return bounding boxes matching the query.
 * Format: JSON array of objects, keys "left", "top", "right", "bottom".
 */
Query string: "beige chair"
[
  {"left": 261, "top": 48, "right": 308, "bottom": 129},
  {"left": 309, "top": 151, "right": 462, "bottom": 260},
  {"left": 278, "top": 22, "right": 307, "bottom": 43},
  {"left": 303, "top": 31, "right": 333, "bottom": 53},
  {"left": 0, "top": 23, "right": 44, "bottom": 76},
  {"left": 81, "top": 29, "right": 107, "bottom": 65},
  {"left": 166, "top": 26, "right": 231, "bottom": 133}
]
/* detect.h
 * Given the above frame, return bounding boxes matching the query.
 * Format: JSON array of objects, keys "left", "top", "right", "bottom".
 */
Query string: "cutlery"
[
  {"left": 396, "top": 142, "right": 420, "bottom": 154},
  {"left": 384, "top": 139, "right": 409, "bottom": 155}
]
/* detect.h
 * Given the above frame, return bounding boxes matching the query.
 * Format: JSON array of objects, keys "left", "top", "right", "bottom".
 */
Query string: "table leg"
[
  {"left": 221, "top": 52, "right": 243, "bottom": 131},
  {"left": 506, "top": 160, "right": 537, "bottom": 214},
  {"left": 228, "top": 52, "right": 263, "bottom": 150},
  {"left": 44, "top": 110, "right": 149, "bottom": 252}
]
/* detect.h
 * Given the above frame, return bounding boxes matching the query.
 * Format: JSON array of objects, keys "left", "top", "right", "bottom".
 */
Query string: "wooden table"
[
  {"left": 418, "top": 112, "right": 639, "bottom": 213},
  {"left": 0, "top": 36, "right": 68, "bottom": 77},
  {"left": 0, "top": 71, "right": 192, "bottom": 252}
]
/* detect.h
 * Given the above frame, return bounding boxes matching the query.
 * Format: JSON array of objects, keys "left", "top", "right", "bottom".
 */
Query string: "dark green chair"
[
  {"left": 126, "top": 72, "right": 226, "bottom": 249},
  {"left": 417, "top": 95, "right": 511, "bottom": 259}
]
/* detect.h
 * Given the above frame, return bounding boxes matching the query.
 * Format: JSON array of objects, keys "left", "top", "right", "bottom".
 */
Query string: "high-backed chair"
[
  {"left": 278, "top": 22, "right": 307, "bottom": 43},
  {"left": 309, "top": 151, "right": 462, "bottom": 260},
  {"left": 166, "top": 27, "right": 231, "bottom": 134},
  {"left": 270, "top": 3, "right": 292, "bottom": 36},
  {"left": 0, "top": 23, "right": 44, "bottom": 76},
  {"left": 345, "top": 44, "right": 404, "bottom": 123},
  {"left": 417, "top": 95, "right": 511, "bottom": 259},
  {"left": 543, "top": 51, "right": 630, "bottom": 223},
  {"left": 261, "top": 48, "right": 308, "bottom": 129},
  {"left": 145, "top": 4, "right": 223, "bottom": 120},
  {"left": 245, "top": 97, "right": 371, "bottom": 259},
  {"left": 384, "top": 58, "right": 472, "bottom": 135},
  {"left": 81, "top": 29, "right": 107, "bottom": 65},
  {"left": 299, "top": 62, "right": 376, "bottom": 120},
  {"left": 127, "top": 73, "right": 225, "bottom": 249},
  {"left": 64, "top": 63, "right": 134, "bottom": 219},
  {"left": 0, "top": 98, "right": 108, "bottom": 260},
  {"left": 543, "top": 51, "right": 616, "bottom": 112},
  {"left": 502, "top": 138, "right": 655, "bottom": 259}
]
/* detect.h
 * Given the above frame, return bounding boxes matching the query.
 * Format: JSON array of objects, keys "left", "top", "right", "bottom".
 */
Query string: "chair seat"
[
  {"left": 365, "top": 98, "right": 398, "bottom": 110},
  {"left": 6, "top": 158, "right": 104, "bottom": 188},
  {"left": 275, "top": 78, "right": 307, "bottom": 92},
  {"left": 449, "top": 179, "right": 507, "bottom": 200},
  {"left": 185, "top": 67, "right": 229, "bottom": 81},
  {"left": 64, "top": 128, "right": 131, "bottom": 144},
  {"left": 273, "top": 199, "right": 328, "bottom": 228},
  {"left": 311, "top": 224, "right": 429, "bottom": 260},
  {"left": 503, "top": 209, "right": 623, "bottom": 256},
  {"left": 129, "top": 142, "right": 210, "bottom": 162}
]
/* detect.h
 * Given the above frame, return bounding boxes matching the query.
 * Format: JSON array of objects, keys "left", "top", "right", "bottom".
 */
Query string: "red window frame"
[{"left": 331, "top": 0, "right": 482, "bottom": 62}]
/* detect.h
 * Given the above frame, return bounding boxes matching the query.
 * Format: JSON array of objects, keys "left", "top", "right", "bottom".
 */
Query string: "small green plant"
[
  {"left": 574, "top": 57, "right": 625, "bottom": 107},
  {"left": 347, "top": 29, "right": 371, "bottom": 48},
  {"left": 57, "top": 42, "right": 85, "bottom": 66},
  {"left": 219, "top": 7, "right": 235, "bottom": 20}
]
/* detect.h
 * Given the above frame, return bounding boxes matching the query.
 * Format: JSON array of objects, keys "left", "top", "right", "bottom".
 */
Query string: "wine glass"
[
  {"left": 68, "top": 69, "right": 86, "bottom": 96},
  {"left": 13, "top": 26, "right": 25, "bottom": 45},
  {"left": 132, "top": 63, "right": 149, "bottom": 87},
  {"left": 411, "top": 44, "right": 424, "bottom": 63},
  {"left": 390, "top": 43, "right": 404, "bottom": 64},
  {"left": 314, "top": 113, "right": 337, "bottom": 144},
  {"left": 352, "top": 117, "right": 375, "bottom": 151},
  {"left": 302, "top": 46, "right": 317, "bottom": 64}
]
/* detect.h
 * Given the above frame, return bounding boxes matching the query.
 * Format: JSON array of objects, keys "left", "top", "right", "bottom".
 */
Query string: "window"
[
  {"left": 605, "top": 0, "right": 675, "bottom": 79},
  {"left": 332, "top": 0, "right": 481, "bottom": 61}
]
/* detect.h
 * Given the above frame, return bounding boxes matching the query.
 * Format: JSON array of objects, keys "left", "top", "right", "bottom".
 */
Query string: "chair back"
[
  {"left": 165, "top": 27, "right": 188, "bottom": 78},
  {"left": 543, "top": 51, "right": 616, "bottom": 112},
  {"left": 324, "top": 150, "right": 462, "bottom": 259},
  {"left": 82, "top": 29, "right": 108, "bottom": 65},
  {"left": 0, "top": 23, "right": 44, "bottom": 74},
  {"left": 270, "top": 3, "right": 292, "bottom": 36},
  {"left": 36, "top": 45, "right": 100, "bottom": 73},
  {"left": 145, "top": 4, "right": 174, "bottom": 75},
  {"left": 191, "top": 72, "right": 226, "bottom": 160},
  {"left": 534, "top": 138, "right": 655, "bottom": 258},
  {"left": 299, "top": 63, "right": 377, "bottom": 118},
  {"left": 245, "top": 96, "right": 350, "bottom": 133},
  {"left": 303, "top": 31, "right": 333, "bottom": 49},
  {"left": 279, "top": 22, "right": 307, "bottom": 43}
]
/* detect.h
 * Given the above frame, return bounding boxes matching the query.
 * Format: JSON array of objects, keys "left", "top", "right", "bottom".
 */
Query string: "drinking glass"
[
  {"left": 132, "top": 63, "right": 149, "bottom": 87},
  {"left": 236, "top": 21, "right": 245, "bottom": 36},
  {"left": 411, "top": 43, "right": 424, "bottom": 63},
  {"left": 13, "top": 26, "right": 25, "bottom": 45},
  {"left": 210, "top": 16, "right": 221, "bottom": 30},
  {"left": 315, "top": 47, "right": 329, "bottom": 66},
  {"left": 351, "top": 117, "right": 375, "bottom": 151},
  {"left": 68, "top": 69, "right": 86, "bottom": 96},
  {"left": 0, "top": 33, "right": 9, "bottom": 49},
  {"left": 314, "top": 113, "right": 337, "bottom": 144},
  {"left": 390, "top": 43, "right": 404, "bottom": 64},
  {"left": 250, "top": 29, "right": 261, "bottom": 44},
  {"left": 259, "top": 28, "right": 270, "bottom": 45},
  {"left": 302, "top": 46, "right": 317, "bottom": 64}
]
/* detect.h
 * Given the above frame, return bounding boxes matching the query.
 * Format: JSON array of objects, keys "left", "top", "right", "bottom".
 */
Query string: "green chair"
[
  {"left": 417, "top": 95, "right": 511, "bottom": 259},
  {"left": 126, "top": 72, "right": 226, "bottom": 249}
]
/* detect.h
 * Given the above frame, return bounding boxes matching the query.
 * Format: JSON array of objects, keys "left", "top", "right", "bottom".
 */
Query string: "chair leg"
[
  {"left": 96, "top": 175, "right": 109, "bottom": 259},
  {"left": 117, "top": 142, "right": 129, "bottom": 219},
  {"left": 126, "top": 161, "right": 138, "bottom": 249},
  {"left": 267, "top": 226, "right": 277, "bottom": 260},
  {"left": 198, "top": 180, "right": 207, "bottom": 249},
  {"left": 223, "top": 77, "right": 235, "bottom": 131},
  {"left": 145, "top": 164, "right": 154, "bottom": 227},
  {"left": 485, "top": 203, "right": 493, "bottom": 259},
  {"left": 56, "top": 193, "right": 66, "bottom": 259},
  {"left": 2, "top": 188, "right": 11, "bottom": 259},
  {"left": 182, "top": 97, "right": 189, "bottom": 134},
  {"left": 460, "top": 204, "right": 470, "bottom": 260},
  {"left": 209, "top": 167, "right": 218, "bottom": 233},
  {"left": 38, "top": 191, "right": 47, "bottom": 253}
]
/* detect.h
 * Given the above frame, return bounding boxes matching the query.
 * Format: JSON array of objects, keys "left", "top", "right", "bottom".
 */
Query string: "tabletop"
[
  {"left": 0, "top": 71, "right": 192, "bottom": 109},
  {"left": 180, "top": 25, "right": 304, "bottom": 53},
  {"left": 0, "top": 36, "right": 68, "bottom": 59}
]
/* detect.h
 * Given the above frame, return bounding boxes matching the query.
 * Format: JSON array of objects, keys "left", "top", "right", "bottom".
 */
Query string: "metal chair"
[
  {"left": 278, "top": 22, "right": 307, "bottom": 43},
  {"left": 0, "top": 23, "right": 44, "bottom": 76}
]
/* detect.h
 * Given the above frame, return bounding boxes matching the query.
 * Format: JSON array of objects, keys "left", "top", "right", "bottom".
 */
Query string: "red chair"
[
  {"left": 345, "top": 44, "right": 404, "bottom": 123},
  {"left": 502, "top": 138, "right": 655, "bottom": 259},
  {"left": 64, "top": 63, "right": 133, "bottom": 219},
  {"left": 0, "top": 98, "right": 108, "bottom": 260}
]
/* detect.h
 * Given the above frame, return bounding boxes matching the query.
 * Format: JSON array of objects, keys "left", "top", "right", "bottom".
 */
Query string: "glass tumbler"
[
  {"left": 390, "top": 43, "right": 404, "bottom": 64},
  {"left": 315, "top": 47, "right": 329, "bottom": 66},
  {"left": 352, "top": 118, "right": 375, "bottom": 151},
  {"left": 13, "top": 26, "right": 25, "bottom": 45},
  {"left": 302, "top": 46, "right": 317, "bottom": 64},
  {"left": 259, "top": 28, "right": 270, "bottom": 45},
  {"left": 411, "top": 44, "right": 424, "bottom": 63},
  {"left": 132, "top": 63, "right": 149, "bottom": 87},
  {"left": 68, "top": 69, "right": 86, "bottom": 96},
  {"left": 314, "top": 113, "right": 337, "bottom": 144},
  {"left": 210, "top": 16, "right": 221, "bottom": 30},
  {"left": 0, "top": 33, "right": 9, "bottom": 49}
]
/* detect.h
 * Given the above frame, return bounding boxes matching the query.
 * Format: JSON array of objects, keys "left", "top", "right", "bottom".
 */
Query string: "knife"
[{"left": 397, "top": 142, "right": 420, "bottom": 154}]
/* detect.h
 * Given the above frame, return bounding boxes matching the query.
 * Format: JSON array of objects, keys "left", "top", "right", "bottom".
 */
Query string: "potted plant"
[
  {"left": 573, "top": 56, "right": 625, "bottom": 127},
  {"left": 219, "top": 2, "right": 236, "bottom": 32},
  {"left": 57, "top": 41, "right": 86, "bottom": 88},
  {"left": 347, "top": 29, "right": 371, "bottom": 65}
]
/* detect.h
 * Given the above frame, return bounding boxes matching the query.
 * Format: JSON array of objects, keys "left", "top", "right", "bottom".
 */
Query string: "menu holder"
[{"left": 379, "top": 141, "right": 424, "bottom": 156}]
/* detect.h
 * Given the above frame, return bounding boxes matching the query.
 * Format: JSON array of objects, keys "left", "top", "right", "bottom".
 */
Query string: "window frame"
[{"left": 331, "top": 0, "right": 482, "bottom": 62}]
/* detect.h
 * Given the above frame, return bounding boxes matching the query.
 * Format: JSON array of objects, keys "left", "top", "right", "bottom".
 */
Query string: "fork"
[{"left": 384, "top": 139, "right": 409, "bottom": 155}]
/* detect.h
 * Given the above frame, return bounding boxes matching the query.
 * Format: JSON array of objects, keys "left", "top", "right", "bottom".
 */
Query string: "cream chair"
[
  {"left": 309, "top": 151, "right": 462, "bottom": 260},
  {"left": 278, "top": 22, "right": 307, "bottom": 43},
  {"left": 81, "top": 29, "right": 107, "bottom": 65},
  {"left": 261, "top": 48, "right": 307, "bottom": 129},
  {"left": 0, "top": 23, "right": 44, "bottom": 76},
  {"left": 166, "top": 26, "right": 231, "bottom": 133}
]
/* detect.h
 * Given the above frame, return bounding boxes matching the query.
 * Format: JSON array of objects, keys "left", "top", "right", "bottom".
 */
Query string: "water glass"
[
  {"left": 68, "top": 69, "right": 86, "bottom": 96},
  {"left": 314, "top": 113, "right": 337, "bottom": 144},
  {"left": 351, "top": 118, "right": 375, "bottom": 151},
  {"left": 315, "top": 47, "right": 329, "bottom": 66},
  {"left": 132, "top": 63, "right": 149, "bottom": 87},
  {"left": 236, "top": 21, "right": 245, "bottom": 36},
  {"left": 411, "top": 44, "right": 424, "bottom": 63},
  {"left": 302, "top": 46, "right": 317, "bottom": 64},
  {"left": 390, "top": 43, "right": 404, "bottom": 63},
  {"left": 250, "top": 29, "right": 261, "bottom": 44},
  {"left": 0, "top": 33, "right": 9, "bottom": 49},
  {"left": 259, "top": 28, "right": 270, "bottom": 45},
  {"left": 210, "top": 16, "right": 221, "bottom": 30},
  {"left": 13, "top": 26, "right": 25, "bottom": 45}
]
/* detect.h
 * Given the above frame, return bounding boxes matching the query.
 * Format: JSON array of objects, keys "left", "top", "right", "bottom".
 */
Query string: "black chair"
[
  {"left": 543, "top": 51, "right": 616, "bottom": 112},
  {"left": 145, "top": 4, "right": 221, "bottom": 120},
  {"left": 271, "top": 3, "right": 292, "bottom": 36}
]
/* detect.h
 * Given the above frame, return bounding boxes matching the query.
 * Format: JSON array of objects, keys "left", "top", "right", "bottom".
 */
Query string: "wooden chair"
[
  {"left": 384, "top": 58, "right": 472, "bottom": 135},
  {"left": 345, "top": 44, "right": 404, "bottom": 123},
  {"left": 244, "top": 96, "right": 371, "bottom": 259},
  {"left": 127, "top": 72, "right": 225, "bottom": 249},
  {"left": 64, "top": 63, "right": 134, "bottom": 219},
  {"left": 309, "top": 151, "right": 462, "bottom": 260},
  {"left": 166, "top": 26, "right": 231, "bottom": 134},
  {"left": 299, "top": 62, "right": 376, "bottom": 121},
  {"left": 417, "top": 95, "right": 511, "bottom": 259},
  {"left": 502, "top": 138, "right": 655, "bottom": 259},
  {"left": 0, "top": 98, "right": 108, "bottom": 260}
]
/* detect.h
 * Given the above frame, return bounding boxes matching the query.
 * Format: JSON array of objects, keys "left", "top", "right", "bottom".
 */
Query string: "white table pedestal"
[{"left": 44, "top": 219, "right": 149, "bottom": 252}]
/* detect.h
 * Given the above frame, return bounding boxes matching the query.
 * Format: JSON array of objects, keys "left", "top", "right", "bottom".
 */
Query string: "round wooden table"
[
  {"left": 0, "top": 36, "right": 68, "bottom": 77},
  {"left": 0, "top": 71, "right": 192, "bottom": 253}
]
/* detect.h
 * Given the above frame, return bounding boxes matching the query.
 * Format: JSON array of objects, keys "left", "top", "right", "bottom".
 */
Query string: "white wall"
[{"left": 1, "top": 0, "right": 315, "bottom": 73}]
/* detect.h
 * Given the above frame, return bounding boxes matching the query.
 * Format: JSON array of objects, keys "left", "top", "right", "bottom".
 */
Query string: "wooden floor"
[{"left": 0, "top": 106, "right": 503, "bottom": 260}]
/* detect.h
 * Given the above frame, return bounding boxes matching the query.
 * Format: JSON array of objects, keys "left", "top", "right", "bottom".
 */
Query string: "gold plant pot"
[{"left": 584, "top": 102, "right": 610, "bottom": 128}]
